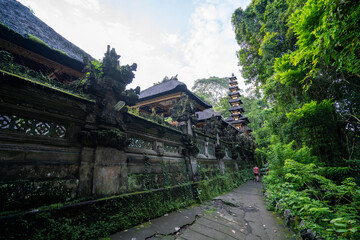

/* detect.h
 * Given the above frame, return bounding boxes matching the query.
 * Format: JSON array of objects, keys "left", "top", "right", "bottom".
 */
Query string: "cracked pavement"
[{"left": 110, "top": 181, "right": 300, "bottom": 240}]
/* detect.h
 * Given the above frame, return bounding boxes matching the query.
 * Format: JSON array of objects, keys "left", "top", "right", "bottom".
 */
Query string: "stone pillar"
[
  {"left": 92, "top": 146, "right": 128, "bottom": 196},
  {"left": 182, "top": 134, "right": 200, "bottom": 181},
  {"left": 219, "top": 160, "right": 225, "bottom": 174},
  {"left": 187, "top": 119, "right": 193, "bottom": 136},
  {"left": 204, "top": 138, "right": 209, "bottom": 157},
  {"left": 78, "top": 147, "right": 95, "bottom": 197},
  {"left": 189, "top": 156, "right": 199, "bottom": 181}
]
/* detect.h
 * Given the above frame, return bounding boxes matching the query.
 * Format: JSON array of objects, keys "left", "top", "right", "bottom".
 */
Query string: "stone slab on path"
[{"left": 110, "top": 181, "right": 300, "bottom": 240}]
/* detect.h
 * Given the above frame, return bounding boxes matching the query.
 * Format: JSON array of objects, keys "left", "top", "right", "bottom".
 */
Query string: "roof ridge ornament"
[{"left": 162, "top": 74, "right": 178, "bottom": 83}]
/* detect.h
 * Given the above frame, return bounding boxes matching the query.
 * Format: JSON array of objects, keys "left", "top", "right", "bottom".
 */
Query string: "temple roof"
[
  {"left": 229, "top": 106, "right": 244, "bottom": 112},
  {"left": 231, "top": 113, "right": 243, "bottom": 118},
  {"left": 0, "top": 0, "right": 93, "bottom": 71},
  {"left": 195, "top": 108, "right": 221, "bottom": 121},
  {"left": 229, "top": 99, "right": 243, "bottom": 104},
  {"left": 138, "top": 79, "right": 212, "bottom": 109},
  {"left": 228, "top": 92, "right": 241, "bottom": 97},
  {"left": 225, "top": 116, "right": 234, "bottom": 122},
  {"left": 230, "top": 120, "right": 246, "bottom": 125},
  {"left": 225, "top": 116, "right": 249, "bottom": 125}
]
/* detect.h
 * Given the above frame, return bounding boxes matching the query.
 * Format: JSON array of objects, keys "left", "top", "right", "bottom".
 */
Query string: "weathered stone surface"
[
  {"left": 92, "top": 147, "right": 127, "bottom": 196},
  {"left": 78, "top": 147, "right": 95, "bottom": 196},
  {"left": 111, "top": 181, "right": 299, "bottom": 240},
  {"left": 0, "top": 60, "right": 255, "bottom": 213},
  {"left": 0, "top": 143, "right": 80, "bottom": 181}
]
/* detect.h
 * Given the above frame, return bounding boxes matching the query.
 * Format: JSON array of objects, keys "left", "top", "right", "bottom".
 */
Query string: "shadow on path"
[{"left": 111, "top": 181, "right": 300, "bottom": 240}]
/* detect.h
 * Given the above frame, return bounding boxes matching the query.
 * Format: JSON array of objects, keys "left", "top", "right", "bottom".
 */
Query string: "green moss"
[
  {"left": 0, "top": 69, "right": 95, "bottom": 102},
  {"left": 205, "top": 207, "right": 216, "bottom": 214},
  {"left": 0, "top": 179, "right": 78, "bottom": 212},
  {"left": 54, "top": 48, "right": 69, "bottom": 56},
  {"left": 26, "top": 34, "right": 50, "bottom": 48},
  {"left": 127, "top": 111, "right": 182, "bottom": 133},
  {"left": 0, "top": 49, "right": 94, "bottom": 102},
  {"left": 26, "top": 35, "right": 68, "bottom": 57},
  {"left": 127, "top": 174, "right": 143, "bottom": 191},
  {"left": 0, "top": 22, "right": 9, "bottom": 30},
  {"left": 1, "top": 169, "right": 253, "bottom": 240},
  {"left": 134, "top": 221, "right": 152, "bottom": 229}
]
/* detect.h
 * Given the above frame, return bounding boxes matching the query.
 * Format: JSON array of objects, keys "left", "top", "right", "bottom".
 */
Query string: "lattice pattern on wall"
[
  {"left": 208, "top": 144, "right": 215, "bottom": 156},
  {"left": 0, "top": 114, "right": 67, "bottom": 138},
  {"left": 196, "top": 142, "right": 205, "bottom": 155},
  {"left": 129, "top": 137, "right": 153, "bottom": 150},
  {"left": 164, "top": 144, "right": 178, "bottom": 153}
]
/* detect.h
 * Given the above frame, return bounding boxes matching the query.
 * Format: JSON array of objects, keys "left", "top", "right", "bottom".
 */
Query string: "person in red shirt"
[{"left": 253, "top": 166, "right": 260, "bottom": 182}]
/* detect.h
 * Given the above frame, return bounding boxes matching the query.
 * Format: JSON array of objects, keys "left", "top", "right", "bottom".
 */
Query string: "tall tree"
[
  {"left": 192, "top": 76, "right": 229, "bottom": 107},
  {"left": 232, "top": 0, "right": 360, "bottom": 165},
  {"left": 232, "top": 2, "right": 360, "bottom": 237}
]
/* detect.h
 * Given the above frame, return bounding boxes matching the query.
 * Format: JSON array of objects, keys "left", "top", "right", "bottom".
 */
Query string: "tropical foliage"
[
  {"left": 192, "top": 76, "right": 234, "bottom": 118},
  {"left": 232, "top": 0, "right": 360, "bottom": 238}
]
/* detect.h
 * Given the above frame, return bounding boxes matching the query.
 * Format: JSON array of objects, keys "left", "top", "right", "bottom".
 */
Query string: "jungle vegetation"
[
  {"left": 192, "top": 76, "right": 233, "bottom": 118},
  {"left": 231, "top": 0, "right": 360, "bottom": 239}
]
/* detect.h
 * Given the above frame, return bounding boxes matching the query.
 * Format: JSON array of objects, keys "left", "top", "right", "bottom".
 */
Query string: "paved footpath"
[{"left": 110, "top": 181, "right": 300, "bottom": 240}]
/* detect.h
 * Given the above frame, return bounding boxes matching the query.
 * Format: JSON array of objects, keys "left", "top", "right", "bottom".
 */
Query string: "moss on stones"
[
  {"left": 0, "top": 179, "right": 78, "bottom": 212},
  {"left": 1, "top": 169, "right": 253, "bottom": 240},
  {"left": 26, "top": 34, "right": 50, "bottom": 48}
]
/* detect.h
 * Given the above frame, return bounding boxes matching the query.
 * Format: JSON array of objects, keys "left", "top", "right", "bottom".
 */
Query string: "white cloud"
[
  {"left": 178, "top": 0, "right": 245, "bottom": 90},
  {"left": 162, "top": 33, "right": 181, "bottom": 46},
  {"left": 17, "top": 0, "right": 251, "bottom": 92},
  {"left": 64, "top": 0, "right": 100, "bottom": 11}
]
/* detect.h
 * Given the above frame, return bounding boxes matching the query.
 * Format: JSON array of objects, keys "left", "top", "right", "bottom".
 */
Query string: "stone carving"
[
  {"left": 182, "top": 135, "right": 199, "bottom": 156},
  {"left": 223, "top": 125, "right": 237, "bottom": 142},
  {"left": 170, "top": 94, "right": 197, "bottom": 124},
  {"left": 79, "top": 129, "right": 130, "bottom": 150},
  {"left": 215, "top": 144, "right": 225, "bottom": 159},
  {"left": 76, "top": 46, "right": 141, "bottom": 148},
  {"left": 162, "top": 74, "right": 178, "bottom": 82},
  {"left": 75, "top": 46, "right": 140, "bottom": 127},
  {"left": 157, "top": 144, "right": 164, "bottom": 156},
  {"left": 201, "top": 115, "right": 222, "bottom": 136}
]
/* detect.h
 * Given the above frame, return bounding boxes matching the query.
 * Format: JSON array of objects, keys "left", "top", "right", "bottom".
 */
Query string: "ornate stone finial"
[
  {"left": 76, "top": 46, "right": 140, "bottom": 126},
  {"left": 103, "top": 45, "right": 121, "bottom": 75},
  {"left": 170, "top": 74, "right": 178, "bottom": 81},
  {"left": 202, "top": 115, "right": 222, "bottom": 136},
  {"left": 162, "top": 74, "right": 178, "bottom": 83}
]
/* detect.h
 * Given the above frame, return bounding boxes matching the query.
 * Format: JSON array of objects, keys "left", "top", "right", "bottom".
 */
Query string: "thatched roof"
[
  {"left": 0, "top": 0, "right": 93, "bottom": 70},
  {"left": 228, "top": 92, "right": 241, "bottom": 97},
  {"left": 229, "top": 106, "right": 244, "bottom": 112},
  {"left": 139, "top": 79, "right": 212, "bottom": 109},
  {"left": 229, "top": 99, "right": 243, "bottom": 104},
  {"left": 195, "top": 109, "right": 220, "bottom": 121}
]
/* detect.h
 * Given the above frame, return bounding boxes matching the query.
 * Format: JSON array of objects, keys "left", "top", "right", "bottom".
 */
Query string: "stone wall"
[{"left": 0, "top": 73, "right": 254, "bottom": 213}]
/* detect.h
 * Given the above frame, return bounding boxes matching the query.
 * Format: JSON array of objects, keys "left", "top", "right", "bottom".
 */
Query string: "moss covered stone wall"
[
  {"left": 1, "top": 169, "right": 253, "bottom": 240},
  {"left": 0, "top": 74, "right": 255, "bottom": 240}
]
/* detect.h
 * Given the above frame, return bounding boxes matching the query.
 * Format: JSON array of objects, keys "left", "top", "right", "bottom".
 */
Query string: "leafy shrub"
[{"left": 263, "top": 143, "right": 360, "bottom": 239}]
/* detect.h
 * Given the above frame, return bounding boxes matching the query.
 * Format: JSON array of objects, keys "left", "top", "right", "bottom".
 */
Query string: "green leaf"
[{"left": 333, "top": 223, "right": 347, "bottom": 227}]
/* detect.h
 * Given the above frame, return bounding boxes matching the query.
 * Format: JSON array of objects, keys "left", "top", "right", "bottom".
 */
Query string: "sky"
[{"left": 18, "top": 0, "right": 251, "bottom": 91}]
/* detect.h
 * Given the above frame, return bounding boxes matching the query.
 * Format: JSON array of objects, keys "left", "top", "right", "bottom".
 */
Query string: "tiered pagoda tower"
[{"left": 226, "top": 74, "right": 251, "bottom": 135}]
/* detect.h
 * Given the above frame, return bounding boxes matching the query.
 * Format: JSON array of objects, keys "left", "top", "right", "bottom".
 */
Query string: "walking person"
[{"left": 253, "top": 166, "right": 260, "bottom": 182}]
